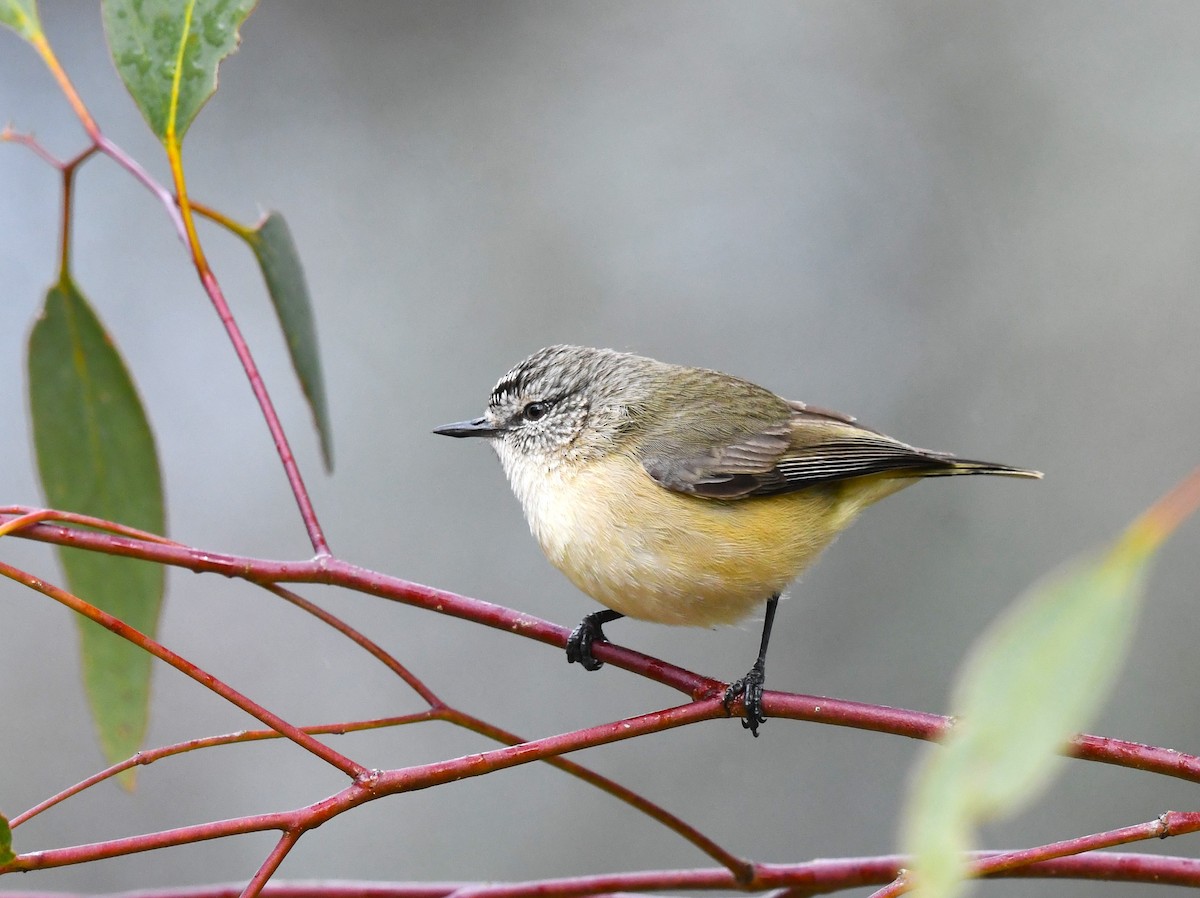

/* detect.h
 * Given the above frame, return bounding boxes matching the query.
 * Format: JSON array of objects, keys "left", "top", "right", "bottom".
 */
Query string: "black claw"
[
  {"left": 724, "top": 593, "right": 779, "bottom": 738},
  {"left": 724, "top": 664, "right": 767, "bottom": 737},
  {"left": 566, "top": 621, "right": 604, "bottom": 671},
  {"left": 566, "top": 609, "right": 624, "bottom": 671}
]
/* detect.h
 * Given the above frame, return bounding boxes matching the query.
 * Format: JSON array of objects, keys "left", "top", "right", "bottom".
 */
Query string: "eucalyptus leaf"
[
  {"left": 903, "top": 524, "right": 1160, "bottom": 898},
  {"left": 246, "top": 211, "right": 334, "bottom": 471},
  {"left": 102, "top": 0, "right": 257, "bottom": 143},
  {"left": 28, "top": 279, "right": 166, "bottom": 787}
]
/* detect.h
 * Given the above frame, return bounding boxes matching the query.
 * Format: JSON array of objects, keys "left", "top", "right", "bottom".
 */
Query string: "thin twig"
[
  {"left": 163, "top": 133, "right": 329, "bottom": 556},
  {"left": 0, "top": 559, "right": 367, "bottom": 779},
  {"left": 0, "top": 506, "right": 180, "bottom": 543},
  {"left": 10, "top": 714, "right": 436, "bottom": 828},
  {"left": 243, "top": 831, "right": 304, "bottom": 898},
  {"left": 868, "top": 812, "right": 1200, "bottom": 897}
]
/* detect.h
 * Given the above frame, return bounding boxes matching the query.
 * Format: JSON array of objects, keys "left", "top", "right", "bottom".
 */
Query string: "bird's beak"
[{"left": 433, "top": 416, "right": 500, "bottom": 438}]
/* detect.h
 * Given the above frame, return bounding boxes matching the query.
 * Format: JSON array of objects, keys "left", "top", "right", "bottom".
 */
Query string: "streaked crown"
[{"left": 483, "top": 345, "right": 658, "bottom": 465}]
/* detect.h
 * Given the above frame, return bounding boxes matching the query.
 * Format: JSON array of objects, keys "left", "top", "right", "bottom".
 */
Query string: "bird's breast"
[{"left": 500, "top": 449, "right": 860, "bottom": 627}]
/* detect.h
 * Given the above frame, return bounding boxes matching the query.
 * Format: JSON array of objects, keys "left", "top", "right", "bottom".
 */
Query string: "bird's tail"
[{"left": 909, "top": 454, "right": 1043, "bottom": 479}]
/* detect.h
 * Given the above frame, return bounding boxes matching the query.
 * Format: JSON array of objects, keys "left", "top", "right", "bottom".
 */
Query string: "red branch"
[
  {"left": 5, "top": 509, "right": 1200, "bottom": 787},
  {"left": 2, "top": 702, "right": 723, "bottom": 872},
  {"left": 243, "top": 832, "right": 303, "bottom": 898},
  {"left": 191, "top": 266, "right": 329, "bottom": 555},
  {"left": 0, "top": 513, "right": 749, "bottom": 877},
  {"left": 430, "top": 849, "right": 1200, "bottom": 898},
  {"left": 4, "top": 505, "right": 1199, "bottom": 890},
  {"left": 4, "top": 853, "right": 1200, "bottom": 898},
  {"left": 8, "top": 714, "right": 436, "bottom": 829},
  {"left": 868, "top": 811, "right": 1200, "bottom": 897}
]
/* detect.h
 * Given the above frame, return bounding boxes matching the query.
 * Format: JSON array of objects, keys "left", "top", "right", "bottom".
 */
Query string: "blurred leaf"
[
  {"left": 101, "top": 0, "right": 257, "bottom": 143},
  {"left": 28, "top": 279, "right": 166, "bottom": 788},
  {"left": 903, "top": 747, "right": 974, "bottom": 898},
  {"left": 952, "top": 548, "right": 1144, "bottom": 808},
  {"left": 0, "top": 811, "right": 12, "bottom": 865},
  {"left": 246, "top": 211, "right": 334, "bottom": 471},
  {"left": 0, "top": 0, "right": 41, "bottom": 40},
  {"left": 903, "top": 501, "right": 1183, "bottom": 898}
]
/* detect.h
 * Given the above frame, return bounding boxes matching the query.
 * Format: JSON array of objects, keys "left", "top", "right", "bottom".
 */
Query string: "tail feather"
[{"left": 911, "top": 454, "right": 1043, "bottom": 479}]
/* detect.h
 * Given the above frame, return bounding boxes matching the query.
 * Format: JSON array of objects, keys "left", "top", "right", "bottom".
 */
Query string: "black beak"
[{"left": 433, "top": 417, "right": 500, "bottom": 438}]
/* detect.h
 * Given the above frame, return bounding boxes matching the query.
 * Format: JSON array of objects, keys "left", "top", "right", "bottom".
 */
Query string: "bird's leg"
[
  {"left": 724, "top": 594, "right": 779, "bottom": 737},
  {"left": 566, "top": 608, "right": 625, "bottom": 671}
]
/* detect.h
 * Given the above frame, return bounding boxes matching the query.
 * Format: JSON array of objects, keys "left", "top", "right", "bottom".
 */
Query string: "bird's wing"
[{"left": 640, "top": 400, "right": 953, "bottom": 500}]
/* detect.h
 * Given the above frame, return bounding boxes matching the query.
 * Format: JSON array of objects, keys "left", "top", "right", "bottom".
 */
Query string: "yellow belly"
[{"left": 517, "top": 451, "right": 905, "bottom": 627}]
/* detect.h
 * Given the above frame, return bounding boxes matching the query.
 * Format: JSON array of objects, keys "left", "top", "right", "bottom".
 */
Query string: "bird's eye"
[{"left": 523, "top": 400, "right": 550, "bottom": 422}]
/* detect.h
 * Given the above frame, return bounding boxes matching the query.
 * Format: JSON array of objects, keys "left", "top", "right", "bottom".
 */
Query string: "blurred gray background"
[{"left": 2, "top": 2, "right": 1199, "bottom": 895}]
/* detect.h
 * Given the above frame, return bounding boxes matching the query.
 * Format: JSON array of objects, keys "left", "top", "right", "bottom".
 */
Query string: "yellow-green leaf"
[
  {"left": 903, "top": 747, "right": 973, "bottom": 897},
  {"left": 245, "top": 212, "right": 333, "bottom": 471},
  {"left": 101, "top": 0, "right": 257, "bottom": 143},
  {"left": 902, "top": 477, "right": 1195, "bottom": 898},
  {"left": 27, "top": 279, "right": 166, "bottom": 788},
  {"left": 0, "top": 0, "right": 42, "bottom": 41},
  {"left": 0, "top": 811, "right": 13, "bottom": 865}
]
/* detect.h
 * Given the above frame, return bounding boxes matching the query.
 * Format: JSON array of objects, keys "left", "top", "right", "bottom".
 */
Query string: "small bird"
[{"left": 435, "top": 345, "right": 1040, "bottom": 735}]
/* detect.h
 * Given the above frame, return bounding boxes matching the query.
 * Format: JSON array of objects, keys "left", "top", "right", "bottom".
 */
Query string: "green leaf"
[
  {"left": 28, "top": 279, "right": 166, "bottom": 788},
  {"left": 0, "top": 0, "right": 42, "bottom": 41},
  {"left": 902, "top": 526, "right": 1157, "bottom": 898},
  {"left": 903, "top": 748, "right": 973, "bottom": 898},
  {"left": 101, "top": 0, "right": 258, "bottom": 143},
  {"left": 245, "top": 212, "right": 333, "bottom": 471},
  {"left": 0, "top": 811, "right": 13, "bottom": 865}
]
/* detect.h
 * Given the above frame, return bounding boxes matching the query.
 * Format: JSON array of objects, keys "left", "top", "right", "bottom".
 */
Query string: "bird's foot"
[
  {"left": 724, "top": 662, "right": 767, "bottom": 737},
  {"left": 566, "top": 612, "right": 614, "bottom": 671}
]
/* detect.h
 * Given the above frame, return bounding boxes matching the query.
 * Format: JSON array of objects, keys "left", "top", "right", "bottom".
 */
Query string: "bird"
[{"left": 435, "top": 345, "right": 1041, "bottom": 735}]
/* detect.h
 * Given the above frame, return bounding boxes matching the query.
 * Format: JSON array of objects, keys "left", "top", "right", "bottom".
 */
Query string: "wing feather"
[{"left": 641, "top": 404, "right": 966, "bottom": 500}]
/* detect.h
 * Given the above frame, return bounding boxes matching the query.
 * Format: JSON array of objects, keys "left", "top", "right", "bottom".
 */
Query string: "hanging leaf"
[
  {"left": 246, "top": 211, "right": 334, "bottom": 471},
  {"left": 101, "top": 0, "right": 258, "bottom": 143},
  {"left": 27, "top": 279, "right": 166, "bottom": 788}
]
